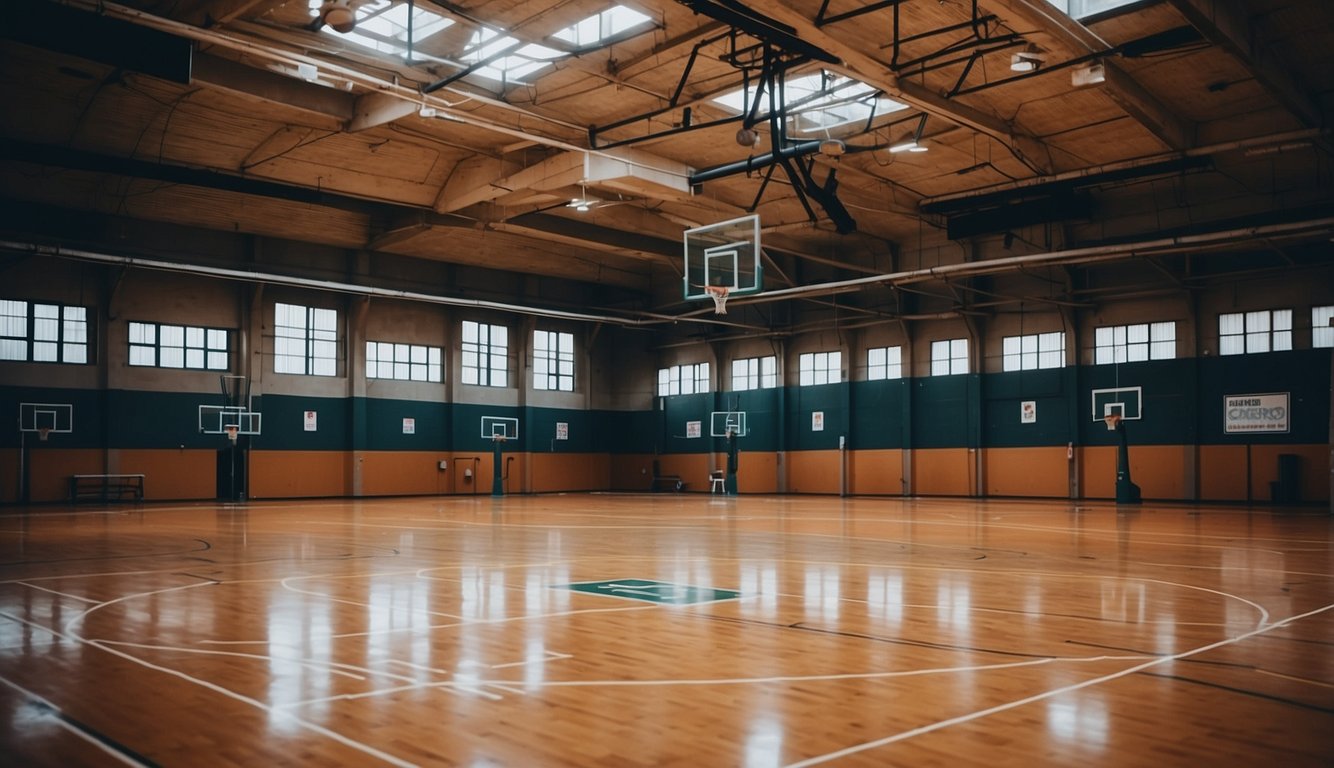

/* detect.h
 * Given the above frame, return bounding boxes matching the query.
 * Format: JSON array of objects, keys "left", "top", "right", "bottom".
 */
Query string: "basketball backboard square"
[
  {"left": 1091, "top": 386, "right": 1142, "bottom": 421},
  {"left": 19, "top": 403, "right": 73, "bottom": 433},
  {"left": 709, "top": 411, "right": 748, "bottom": 437},
  {"left": 684, "top": 215, "right": 762, "bottom": 300},
  {"left": 481, "top": 416, "right": 519, "bottom": 440}
]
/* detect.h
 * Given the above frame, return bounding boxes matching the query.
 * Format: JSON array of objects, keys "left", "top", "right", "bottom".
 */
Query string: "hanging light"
[
  {"left": 888, "top": 115, "right": 929, "bottom": 153},
  {"left": 1010, "top": 44, "right": 1046, "bottom": 73},
  {"left": 318, "top": 0, "right": 359, "bottom": 34}
]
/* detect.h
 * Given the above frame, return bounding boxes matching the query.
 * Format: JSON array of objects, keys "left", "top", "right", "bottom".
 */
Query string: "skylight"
[
  {"left": 1045, "top": 0, "right": 1140, "bottom": 19},
  {"left": 713, "top": 72, "right": 908, "bottom": 138},
  {"left": 552, "top": 5, "right": 653, "bottom": 47},
  {"left": 315, "top": 0, "right": 453, "bottom": 57},
  {"left": 461, "top": 28, "right": 563, "bottom": 85}
]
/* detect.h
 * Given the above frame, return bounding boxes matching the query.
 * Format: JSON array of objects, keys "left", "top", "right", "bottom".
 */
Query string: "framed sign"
[{"left": 1224, "top": 393, "right": 1289, "bottom": 434}]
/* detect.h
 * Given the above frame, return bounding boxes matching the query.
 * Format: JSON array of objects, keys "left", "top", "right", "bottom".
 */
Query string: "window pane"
[
  {"left": 63, "top": 344, "right": 87, "bottom": 364},
  {"left": 186, "top": 349, "right": 204, "bottom": 368},
  {"left": 1314, "top": 306, "right": 1334, "bottom": 348},
  {"left": 161, "top": 347, "right": 184, "bottom": 368}
]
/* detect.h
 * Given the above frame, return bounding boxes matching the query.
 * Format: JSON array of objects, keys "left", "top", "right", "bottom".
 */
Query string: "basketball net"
[
  {"left": 705, "top": 285, "right": 730, "bottom": 315},
  {"left": 37, "top": 427, "right": 51, "bottom": 442},
  {"left": 225, "top": 424, "right": 240, "bottom": 444},
  {"left": 1103, "top": 414, "right": 1122, "bottom": 432}
]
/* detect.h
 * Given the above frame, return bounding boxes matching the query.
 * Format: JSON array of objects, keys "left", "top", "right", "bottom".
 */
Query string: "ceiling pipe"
[{"left": 0, "top": 240, "right": 773, "bottom": 330}]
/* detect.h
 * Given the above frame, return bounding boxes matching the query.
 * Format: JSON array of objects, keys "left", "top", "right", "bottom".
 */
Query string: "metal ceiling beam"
[
  {"left": 1165, "top": 0, "right": 1325, "bottom": 128},
  {"left": 979, "top": 0, "right": 1195, "bottom": 150},
  {"left": 757, "top": 0, "right": 1054, "bottom": 173}
]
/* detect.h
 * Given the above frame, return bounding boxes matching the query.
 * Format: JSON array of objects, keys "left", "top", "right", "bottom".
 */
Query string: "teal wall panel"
[
  {"left": 251, "top": 394, "right": 348, "bottom": 450},
  {"left": 1198, "top": 349, "right": 1330, "bottom": 444},
  {"left": 364, "top": 398, "right": 450, "bottom": 451},
  {"left": 851, "top": 380, "right": 907, "bottom": 449}
]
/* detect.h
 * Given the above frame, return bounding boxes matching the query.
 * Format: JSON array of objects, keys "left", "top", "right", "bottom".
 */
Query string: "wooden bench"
[
  {"left": 650, "top": 475, "right": 687, "bottom": 492},
  {"left": 70, "top": 474, "right": 145, "bottom": 502}
]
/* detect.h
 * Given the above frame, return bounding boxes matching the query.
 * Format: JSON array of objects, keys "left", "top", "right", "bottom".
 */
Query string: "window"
[
  {"left": 714, "top": 71, "right": 907, "bottom": 139},
  {"left": 731, "top": 355, "right": 777, "bottom": 391},
  {"left": 533, "top": 329, "right": 574, "bottom": 391},
  {"left": 657, "top": 363, "right": 710, "bottom": 396},
  {"left": 1045, "top": 0, "right": 1140, "bottom": 19},
  {"left": 274, "top": 302, "right": 338, "bottom": 376},
  {"left": 552, "top": 5, "right": 653, "bottom": 47},
  {"left": 366, "top": 341, "right": 442, "bottom": 382},
  {"left": 1002, "top": 332, "right": 1065, "bottom": 371},
  {"left": 317, "top": 1, "right": 454, "bottom": 58},
  {"left": 460, "top": 27, "right": 563, "bottom": 86},
  {"left": 1219, "top": 310, "right": 1292, "bottom": 355},
  {"left": 0, "top": 299, "right": 89, "bottom": 364},
  {"left": 867, "top": 346, "right": 902, "bottom": 380},
  {"left": 1314, "top": 305, "right": 1334, "bottom": 348},
  {"left": 462, "top": 320, "right": 508, "bottom": 387},
  {"left": 798, "top": 351, "right": 841, "bottom": 386},
  {"left": 129, "top": 322, "right": 229, "bottom": 370},
  {"left": 1094, "top": 322, "right": 1175, "bottom": 364},
  {"left": 931, "top": 339, "right": 969, "bottom": 376}
]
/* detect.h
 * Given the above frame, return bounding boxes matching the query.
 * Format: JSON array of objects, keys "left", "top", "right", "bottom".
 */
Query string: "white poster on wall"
[
  {"left": 403, "top": 417, "right": 415, "bottom": 435},
  {"left": 304, "top": 410, "right": 317, "bottom": 432},
  {"left": 686, "top": 420, "right": 701, "bottom": 438},
  {"left": 1021, "top": 400, "right": 1037, "bottom": 424},
  {"left": 556, "top": 422, "right": 569, "bottom": 440},
  {"left": 812, "top": 411, "right": 825, "bottom": 432},
  {"left": 1224, "top": 392, "right": 1289, "bottom": 433}
]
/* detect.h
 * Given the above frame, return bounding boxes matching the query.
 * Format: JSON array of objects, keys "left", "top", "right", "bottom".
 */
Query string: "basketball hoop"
[
  {"left": 1103, "top": 414, "right": 1122, "bottom": 432},
  {"left": 224, "top": 424, "right": 240, "bottom": 444},
  {"left": 704, "top": 285, "right": 730, "bottom": 315},
  {"left": 492, "top": 434, "right": 508, "bottom": 444},
  {"left": 37, "top": 427, "right": 51, "bottom": 442}
]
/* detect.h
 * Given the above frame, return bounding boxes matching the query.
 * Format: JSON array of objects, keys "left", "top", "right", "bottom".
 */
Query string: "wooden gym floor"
[{"left": 0, "top": 494, "right": 1330, "bottom": 767}]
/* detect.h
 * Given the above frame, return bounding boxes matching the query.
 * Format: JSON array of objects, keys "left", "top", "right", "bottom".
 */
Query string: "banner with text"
[{"left": 1224, "top": 392, "right": 1289, "bottom": 434}]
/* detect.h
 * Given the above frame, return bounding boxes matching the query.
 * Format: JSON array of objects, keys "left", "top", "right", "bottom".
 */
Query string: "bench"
[
  {"left": 650, "top": 475, "right": 687, "bottom": 492},
  {"left": 70, "top": 474, "right": 145, "bottom": 503}
]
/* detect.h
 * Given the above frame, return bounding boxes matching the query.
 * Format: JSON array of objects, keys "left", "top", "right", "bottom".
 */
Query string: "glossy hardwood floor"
[{"left": 0, "top": 493, "right": 1330, "bottom": 767}]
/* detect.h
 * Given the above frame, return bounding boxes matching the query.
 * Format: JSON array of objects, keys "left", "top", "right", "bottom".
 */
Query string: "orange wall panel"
[
  {"left": 610, "top": 454, "right": 655, "bottom": 491},
  {"left": 529, "top": 453, "right": 609, "bottom": 492},
  {"left": 738, "top": 452, "right": 778, "bottom": 494},
  {"left": 984, "top": 447, "right": 1069, "bottom": 498},
  {"left": 1082, "top": 445, "right": 1187, "bottom": 500},
  {"left": 914, "top": 448, "right": 973, "bottom": 496},
  {"left": 654, "top": 454, "right": 712, "bottom": 491},
  {"left": 850, "top": 450, "right": 903, "bottom": 495},
  {"left": 357, "top": 451, "right": 453, "bottom": 496},
  {"left": 28, "top": 449, "right": 105, "bottom": 503},
  {"left": 114, "top": 449, "right": 217, "bottom": 500},
  {"left": 1198, "top": 445, "right": 1248, "bottom": 501},
  {"left": 249, "top": 451, "right": 349, "bottom": 499},
  {"left": 787, "top": 450, "right": 841, "bottom": 494}
]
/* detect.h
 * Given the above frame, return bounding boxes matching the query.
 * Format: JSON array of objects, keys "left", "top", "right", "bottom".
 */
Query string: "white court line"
[
  {"left": 783, "top": 602, "right": 1334, "bottom": 767},
  {"left": 57, "top": 583, "right": 419, "bottom": 768},
  {"left": 291, "top": 654, "right": 1154, "bottom": 709},
  {"left": 15, "top": 582, "right": 101, "bottom": 604},
  {"left": 0, "top": 674, "right": 150, "bottom": 767},
  {"left": 95, "top": 640, "right": 373, "bottom": 682},
  {"left": 279, "top": 576, "right": 465, "bottom": 621}
]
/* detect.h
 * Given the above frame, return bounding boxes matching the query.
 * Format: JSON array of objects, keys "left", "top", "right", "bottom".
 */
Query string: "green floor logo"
[{"left": 558, "top": 578, "right": 740, "bottom": 605}]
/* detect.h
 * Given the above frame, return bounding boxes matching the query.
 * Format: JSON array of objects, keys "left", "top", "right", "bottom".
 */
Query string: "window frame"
[
  {"left": 1219, "top": 310, "right": 1292, "bottom": 356},
  {"left": 657, "top": 362, "right": 710, "bottom": 396},
  {"left": 129, "top": 321, "right": 230, "bottom": 371},
  {"left": 930, "top": 338, "right": 969, "bottom": 376},
  {"left": 533, "top": 329, "right": 575, "bottom": 392},
  {"left": 0, "top": 299, "right": 91, "bottom": 365},
  {"left": 273, "top": 302, "right": 338, "bottom": 377},
  {"left": 461, "top": 320, "right": 509, "bottom": 388},
  {"left": 731, "top": 355, "right": 777, "bottom": 391},
  {"left": 866, "top": 345, "right": 903, "bottom": 381},
  {"left": 798, "top": 351, "right": 841, "bottom": 386},
  {"left": 1093, "top": 322, "right": 1175, "bottom": 364},
  {"left": 1002, "top": 332, "right": 1065, "bottom": 372},
  {"left": 366, "top": 340, "right": 442, "bottom": 383},
  {"left": 1313, "top": 305, "right": 1334, "bottom": 349}
]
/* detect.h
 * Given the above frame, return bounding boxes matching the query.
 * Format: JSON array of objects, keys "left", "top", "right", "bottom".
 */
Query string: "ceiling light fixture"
[
  {"left": 318, "top": 0, "right": 359, "bottom": 34},
  {"left": 1010, "top": 44, "right": 1046, "bottom": 73},
  {"left": 888, "top": 115, "right": 929, "bottom": 153},
  {"left": 1071, "top": 62, "right": 1106, "bottom": 86},
  {"left": 735, "top": 126, "right": 762, "bottom": 148},
  {"left": 570, "top": 184, "right": 593, "bottom": 212}
]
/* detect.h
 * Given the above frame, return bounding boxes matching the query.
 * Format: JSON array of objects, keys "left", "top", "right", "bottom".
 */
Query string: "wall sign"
[
  {"left": 1021, "top": 400, "right": 1037, "bottom": 424},
  {"left": 812, "top": 411, "right": 824, "bottom": 432},
  {"left": 304, "top": 410, "right": 317, "bottom": 432},
  {"left": 556, "top": 422, "right": 568, "bottom": 440},
  {"left": 402, "top": 417, "right": 415, "bottom": 435},
  {"left": 686, "top": 420, "right": 701, "bottom": 438},
  {"left": 1224, "top": 392, "right": 1289, "bottom": 434}
]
